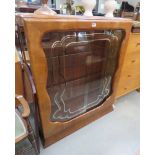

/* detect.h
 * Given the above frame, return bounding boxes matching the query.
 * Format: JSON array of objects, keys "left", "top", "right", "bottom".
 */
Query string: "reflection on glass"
[{"left": 41, "top": 30, "right": 124, "bottom": 122}]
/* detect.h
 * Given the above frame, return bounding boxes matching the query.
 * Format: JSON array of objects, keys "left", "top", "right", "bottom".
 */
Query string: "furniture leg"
[
  {"left": 34, "top": 94, "right": 40, "bottom": 153},
  {"left": 27, "top": 118, "right": 39, "bottom": 155}
]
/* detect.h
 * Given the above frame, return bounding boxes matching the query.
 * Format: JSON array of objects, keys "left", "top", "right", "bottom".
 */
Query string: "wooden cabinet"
[
  {"left": 23, "top": 15, "right": 132, "bottom": 147},
  {"left": 116, "top": 33, "right": 140, "bottom": 98}
]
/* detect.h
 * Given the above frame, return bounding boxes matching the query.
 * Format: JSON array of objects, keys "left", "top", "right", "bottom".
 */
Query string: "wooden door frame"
[{"left": 23, "top": 15, "right": 132, "bottom": 147}]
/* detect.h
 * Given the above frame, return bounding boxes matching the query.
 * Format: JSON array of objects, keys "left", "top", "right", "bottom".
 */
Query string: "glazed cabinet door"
[
  {"left": 23, "top": 16, "right": 131, "bottom": 147},
  {"left": 41, "top": 30, "right": 124, "bottom": 122}
]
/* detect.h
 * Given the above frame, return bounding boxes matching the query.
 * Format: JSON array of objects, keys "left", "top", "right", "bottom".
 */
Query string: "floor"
[{"left": 40, "top": 91, "right": 140, "bottom": 155}]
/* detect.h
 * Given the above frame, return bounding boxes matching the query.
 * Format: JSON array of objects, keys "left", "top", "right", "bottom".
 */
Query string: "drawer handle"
[
  {"left": 136, "top": 43, "right": 140, "bottom": 47},
  {"left": 131, "top": 60, "right": 136, "bottom": 63},
  {"left": 128, "top": 75, "right": 131, "bottom": 77}
]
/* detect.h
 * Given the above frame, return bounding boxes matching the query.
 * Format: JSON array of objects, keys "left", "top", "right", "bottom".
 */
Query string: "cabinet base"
[{"left": 41, "top": 105, "right": 113, "bottom": 148}]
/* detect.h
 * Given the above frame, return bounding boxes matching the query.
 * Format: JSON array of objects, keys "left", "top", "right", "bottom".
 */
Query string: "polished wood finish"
[
  {"left": 116, "top": 33, "right": 140, "bottom": 98},
  {"left": 23, "top": 15, "right": 132, "bottom": 147}
]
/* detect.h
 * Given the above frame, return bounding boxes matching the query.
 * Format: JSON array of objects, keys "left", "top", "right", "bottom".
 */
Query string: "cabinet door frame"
[{"left": 24, "top": 15, "right": 132, "bottom": 147}]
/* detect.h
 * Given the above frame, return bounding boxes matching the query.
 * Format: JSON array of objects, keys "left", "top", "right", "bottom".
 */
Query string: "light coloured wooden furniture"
[
  {"left": 23, "top": 15, "right": 132, "bottom": 147},
  {"left": 116, "top": 32, "right": 140, "bottom": 98}
]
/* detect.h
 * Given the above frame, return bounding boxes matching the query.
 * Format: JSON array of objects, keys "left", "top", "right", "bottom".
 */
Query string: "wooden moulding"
[{"left": 23, "top": 15, "right": 132, "bottom": 147}]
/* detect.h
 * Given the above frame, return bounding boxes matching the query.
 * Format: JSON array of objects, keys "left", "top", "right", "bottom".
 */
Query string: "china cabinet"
[{"left": 23, "top": 15, "right": 132, "bottom": 147}]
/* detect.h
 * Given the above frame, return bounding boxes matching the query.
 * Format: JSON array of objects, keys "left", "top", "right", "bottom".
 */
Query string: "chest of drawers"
[{"left": 116, "top": 33, "right": 140, "bottom": 97}]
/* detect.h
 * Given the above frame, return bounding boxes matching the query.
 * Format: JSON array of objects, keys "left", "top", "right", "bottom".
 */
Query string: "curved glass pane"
[{"left": 41, "top": 30, "right": 125, "bottom": 122}]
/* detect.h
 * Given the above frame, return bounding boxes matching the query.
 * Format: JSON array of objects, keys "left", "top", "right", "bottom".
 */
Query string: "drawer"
[
  {"left": 121, "top": 51, "right": 140, "bottom": 69},
  {"left": 116, "top": 67, "right": 140, "bottom": 98},
  {"left": 121, "top": 65, "right": 140, "bottom": 79},
  {"left": 116, "top": 52, "right": 140, "bottom": 98},
  {"left": 117, "top": 71, "right": 139, "bottom": 90},
  {"left": 120, "top": 53, "right": 140, "bottom": 83},
  {"left": 129, "top": 33, "right": 140, "bottom": 44},
  {"left": 120, "top": 60, "right": 140, "bottom": 83},
  {"left": 116, "top": 75, "right": 140, "bottom": 98},
  {"left": 127, "top": 33, "right": 140, "bottom": 54}
]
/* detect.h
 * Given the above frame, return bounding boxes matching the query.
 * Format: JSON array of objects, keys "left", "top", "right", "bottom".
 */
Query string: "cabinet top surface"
[{"left": 16, "top": 13, "right": 132, "bottom": 23}]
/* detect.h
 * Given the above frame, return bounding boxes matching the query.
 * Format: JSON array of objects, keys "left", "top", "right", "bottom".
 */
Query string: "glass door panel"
[{"left": 41, "top": 30, "right": 124, "bottom": 122}]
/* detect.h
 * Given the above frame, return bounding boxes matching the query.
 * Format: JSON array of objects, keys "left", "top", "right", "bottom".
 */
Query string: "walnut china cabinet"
[{"left": 23, "top": 15, "right": 132, "bottom": 147}]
